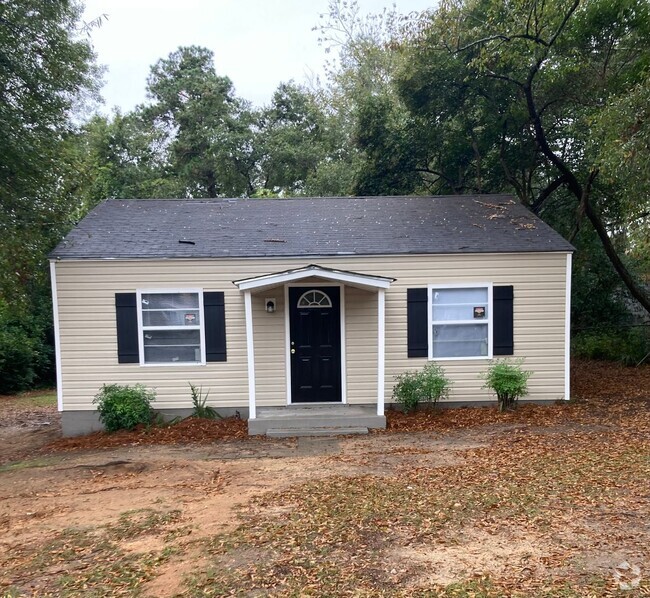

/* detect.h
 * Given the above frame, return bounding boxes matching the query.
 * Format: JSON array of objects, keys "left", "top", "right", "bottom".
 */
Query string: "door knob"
[{"left": 291, "top": 348, "right": 296, "bottom": 354}]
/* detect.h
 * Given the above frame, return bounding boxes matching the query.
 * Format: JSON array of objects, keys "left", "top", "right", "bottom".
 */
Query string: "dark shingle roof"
[{"left": 50, "top": 195, "right": 574, "bottom": 260}]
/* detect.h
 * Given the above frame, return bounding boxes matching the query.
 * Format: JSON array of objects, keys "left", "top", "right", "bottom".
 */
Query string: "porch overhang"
[
  {"left": 234, "top": 264, "right": 393, "bottom": 425},
  {"left": 233, "top": 264, "right": 395, "bottom": 293}
]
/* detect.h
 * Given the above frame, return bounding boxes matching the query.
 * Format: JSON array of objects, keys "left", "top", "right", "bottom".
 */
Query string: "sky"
[{"left": 82, "top": 0, "right": 434, "bottom": 114}]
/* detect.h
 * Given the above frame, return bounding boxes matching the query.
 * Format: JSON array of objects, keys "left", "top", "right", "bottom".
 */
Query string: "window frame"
[
  {"left": 427, "top": 283, "right": 493, "bottom": 361},
  {"left": 136, "top": 288, "right": 206, "bottom": 367}
]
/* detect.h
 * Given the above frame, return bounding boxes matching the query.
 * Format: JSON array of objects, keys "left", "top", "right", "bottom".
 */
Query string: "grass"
[
  {"left": 1, "top": 508, "right": 187, "bottom": 597},
  {"left": 186, "top": 428, "right": 650, "bottom": 596},
  {"left": 0, "top": 388, "right": 57, "bottom": 410},
  {"left": 0, "top": 456, "right": 63, "bottom": 473}
]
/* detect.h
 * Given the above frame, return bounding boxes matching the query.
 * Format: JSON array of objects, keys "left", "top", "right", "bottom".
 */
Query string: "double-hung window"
[
  {"left": 137, "top": 290, "right": 205, "bottom": 365},
  {"left": 429, "top": 284, "right": 492, "bottom": 359}
]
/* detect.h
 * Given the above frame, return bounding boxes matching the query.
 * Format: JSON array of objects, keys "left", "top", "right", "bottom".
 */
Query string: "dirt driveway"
[{"left": 1, "top": 362, "right": 649, "bottom": 596}]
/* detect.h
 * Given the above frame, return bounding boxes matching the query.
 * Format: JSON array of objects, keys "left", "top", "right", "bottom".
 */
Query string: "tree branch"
[{"left": 531, "top": 174, "right": 567, "bottom": 214}]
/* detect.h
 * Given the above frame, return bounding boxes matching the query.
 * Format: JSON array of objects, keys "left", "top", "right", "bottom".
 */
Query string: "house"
[{"left": 49, "top": 195, "right": 574, "bottom": 436}]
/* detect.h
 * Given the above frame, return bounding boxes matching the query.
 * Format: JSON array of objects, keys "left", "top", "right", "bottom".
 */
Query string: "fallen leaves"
[{"left": 44, "top": 415, "right": 249, "bottom": 453}]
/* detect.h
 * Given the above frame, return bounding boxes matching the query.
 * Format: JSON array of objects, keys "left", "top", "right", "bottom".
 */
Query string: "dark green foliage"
[
  {"left": 0, "top": 0, "right": 100, "bottom": 393},
  {"left": 189, "top": 383, "right": 220, "bottom": 419},
  {"left": 93, "top": 384, "right": 156, "bottom": 432},
  {"left": 392, "top": 363, "right": 451, "bottom": 413},
  {"left": 572, "top": 328, "right": 650, "bottom": 366},
  {"left": 0, "top": 300, "right": 52, "bottom": 394},
  {"left": 482, "top": 359, "right": 532, "bottom": 412}
]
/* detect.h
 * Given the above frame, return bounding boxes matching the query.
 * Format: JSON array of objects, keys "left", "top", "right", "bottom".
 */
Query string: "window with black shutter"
[
  {"left": 407, "top": 284, "right": 514, "bottom": 359},
  {"left": 115, "top": 289, "right": 227, "bottom": 364}
]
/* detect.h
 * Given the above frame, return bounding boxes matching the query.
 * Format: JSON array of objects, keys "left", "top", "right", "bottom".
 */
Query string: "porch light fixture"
[{"left": 265, "top": 298, "right": 276, "bottom": 313}]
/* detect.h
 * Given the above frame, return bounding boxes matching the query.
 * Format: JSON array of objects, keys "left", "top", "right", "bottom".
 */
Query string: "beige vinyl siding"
[
  {"left": 251, "top": 290, "right": 286, "bottom": 406},
  {"left": 53, "top": 252, "right": 568, "bottom": 411},
  {"left": 345, "top": 286, "right": 378, "bottom": 404}
]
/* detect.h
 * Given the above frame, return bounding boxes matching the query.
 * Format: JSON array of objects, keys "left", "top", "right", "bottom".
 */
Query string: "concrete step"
[
  {"left": 248, "top": 405, "right": 386, "bottom": 435},
  {"left": 266, "top": 426, "right": 369, "bottom": 438}
]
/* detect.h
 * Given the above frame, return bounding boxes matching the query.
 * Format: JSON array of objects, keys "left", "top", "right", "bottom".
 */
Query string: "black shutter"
[
  {"left": 115, "top": 293, "right": 139, "bottom": 363},
  {"left": 493, "top": 285, "right": 514, "bottom": 355},
  {"left": 407, "top": 288, "right": 429, "bottom": 358},
  {"left": 204, "top": 291, "right": 227, "bottom": 362}
]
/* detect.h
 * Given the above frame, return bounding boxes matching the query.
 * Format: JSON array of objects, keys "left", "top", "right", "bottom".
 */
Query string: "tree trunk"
[{"left": 523, "top": 85, "right": 650, "bottom": 316}]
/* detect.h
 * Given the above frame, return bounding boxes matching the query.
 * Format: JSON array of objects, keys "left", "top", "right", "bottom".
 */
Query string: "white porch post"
[
  {"left": 377, "top": 289, "right": 386, "bottom": 416},
  {"left": 244, "top": 290, "right": 256, "bottom": 419},
  {"left": 565, "top": 253, "right": 572, "bottom": 401}
]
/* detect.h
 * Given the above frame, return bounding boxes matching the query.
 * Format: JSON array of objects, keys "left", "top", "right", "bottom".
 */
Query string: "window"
[
  {"left": 138, "top": 290, "right": 205, "bottom": 365},
  {"left": 297, "top": 289, "right": 333, "bottom": 308},
  {"left": 429, "top": 285, "right": 492, "bottom": 359}
]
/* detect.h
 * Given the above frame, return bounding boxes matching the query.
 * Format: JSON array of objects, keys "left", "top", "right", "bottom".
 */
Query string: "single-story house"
[{"left": 49, "top": 195, "right": 574, "bottom": 436}]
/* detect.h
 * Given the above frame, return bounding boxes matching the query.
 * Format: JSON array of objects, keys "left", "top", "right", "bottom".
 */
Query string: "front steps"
[{"left": 248, "top": 404, "right": 386, "bottom": 437}]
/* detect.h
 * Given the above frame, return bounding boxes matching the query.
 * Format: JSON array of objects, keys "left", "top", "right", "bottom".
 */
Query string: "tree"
[
  {"left": 143, "top": 46, "right": 255, "bottom": 198},
  {"left": 0, "top": 0, "right": 100, "bottom": 391},
  {"left": 255, "top": 82, "right": 332, "bottom": 195},
  {"left": 392, "top": 0, "right": 650, "bottom": 314}
]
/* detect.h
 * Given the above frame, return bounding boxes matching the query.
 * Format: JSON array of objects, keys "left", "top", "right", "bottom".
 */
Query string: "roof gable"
[{"left": 50, "top": 195, "right": 574, "bottom": 260}]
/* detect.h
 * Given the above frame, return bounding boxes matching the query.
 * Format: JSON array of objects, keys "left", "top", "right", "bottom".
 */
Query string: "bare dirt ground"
[{"left": 0, "top": 361, "right": 649, "bottom": 597}]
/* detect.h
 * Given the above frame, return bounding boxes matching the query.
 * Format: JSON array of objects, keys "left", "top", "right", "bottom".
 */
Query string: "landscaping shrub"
[
  {"left": 482, "top": 359, "right": 532, "bottom": 412},
  {"left": 392, "top": 363, "right": 451, "bottom": 413},
  {"left": 189, "top": 383, "right": 220, "bottom": 419},
  {"left": 572, "top": 328, "right": 650, "bottom": 366},
  {"left": 93, "top": 384, "right": 156, "bottom": 432}
]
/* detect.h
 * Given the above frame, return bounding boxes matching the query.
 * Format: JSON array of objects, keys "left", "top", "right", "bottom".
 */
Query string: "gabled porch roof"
[{"left": 233, "top": 264, "right": 395, "bottom": 292}]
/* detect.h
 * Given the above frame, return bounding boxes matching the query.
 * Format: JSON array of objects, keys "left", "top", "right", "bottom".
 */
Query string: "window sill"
[{"left": 139, "top": 361, "right": 206, "bottom": 367}]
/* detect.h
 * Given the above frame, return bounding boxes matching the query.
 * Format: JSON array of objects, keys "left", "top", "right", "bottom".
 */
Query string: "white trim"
[
  {"left": 284, "top": 285, "right": 291, "bottom": 405},
  {"left": 565, "top": 253, "right": 572, "bottom": 400},
  {"left": 340, "top": 285, "right": 347, "bottom": 405},
  {"left": 377, "top": 289, "right": 385, "bottom": 416},
  {"left": 136, "top": 288, "right": 206, "bottom": 367},
  {"left": 286, "top": 283, "right": 347, "bottom": 405},
  {"left": 55, "top": 250, "right": 574, "bottom": 264},
  {"left": 234, "top": 265, "right": 393, "bottom": 292},
  {"left": 49, "top": 262, "right": 63, "bottom": 412},
  {"left": 244, "top": 291, "right": 256, "bottom": 419},
  {"left": 428, "top": 283, "right": 493, "bottom": 361}
]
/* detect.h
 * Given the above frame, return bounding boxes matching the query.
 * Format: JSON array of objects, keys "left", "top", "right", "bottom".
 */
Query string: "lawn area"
[
  {"left": 0, "top": 389, "right": 57, "bottom": 411},
  {"left": 0, "top": 362, "right": 648, "bottom": 596}
]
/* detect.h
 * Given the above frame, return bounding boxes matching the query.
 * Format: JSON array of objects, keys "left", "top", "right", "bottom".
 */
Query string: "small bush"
[
  {"left": 482, "top": 359, "right": 532, "bottom": 412},
  {"left": 189, "top": 383, "right": 220, "bottom": 419},
  {"left": 93, "top": 384, "right": 156, "bottom": 432},
  {"left": 572, "top": 328, "right": 650, "bottom": 366},
  {"left": 392, "top": 363, "right": 451, "bottom": 413}
]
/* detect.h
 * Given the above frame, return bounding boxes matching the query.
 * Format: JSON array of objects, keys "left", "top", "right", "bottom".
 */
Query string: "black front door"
[{"left": 289, "top": 287, "right": 342, "bottom": 403}]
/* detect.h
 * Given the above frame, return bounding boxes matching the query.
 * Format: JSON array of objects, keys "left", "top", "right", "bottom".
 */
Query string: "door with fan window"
[{"left": 288, "top": 287, "right": 341, "bottom": 402}]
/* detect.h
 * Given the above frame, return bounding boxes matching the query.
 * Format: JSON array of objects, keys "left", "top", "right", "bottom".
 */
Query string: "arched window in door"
[{"left": 296, "top": 289, "right": 332, "bottom": 308}]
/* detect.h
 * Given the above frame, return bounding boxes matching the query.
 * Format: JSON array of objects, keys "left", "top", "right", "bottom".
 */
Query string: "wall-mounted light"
[{"left": 265, "top": 298, "right": 276, "bottom": 313}]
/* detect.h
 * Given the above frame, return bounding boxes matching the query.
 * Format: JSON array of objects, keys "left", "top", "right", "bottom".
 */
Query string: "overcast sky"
[{"left": 82, "top": 0, "right": 433, "bottom": 113}]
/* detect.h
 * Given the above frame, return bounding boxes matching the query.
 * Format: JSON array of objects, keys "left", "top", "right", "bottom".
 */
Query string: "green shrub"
[
  {"left": 572, "top": 328, "right": 650, "bottom": 366},
  {"left": 481, "top": 359, "right": 532, "bottom": 412},
  {"left": 0, "top": 299, "right": 51, "bottom": 394},
  {"left": 189, "top": 383, "right": 220, "bottom": 419},
  {"left": 93, "top": 384, "right": 156, "bottom": 432},
  {"left": 392, "top": 363, "right": 451, "bottom": 413}
]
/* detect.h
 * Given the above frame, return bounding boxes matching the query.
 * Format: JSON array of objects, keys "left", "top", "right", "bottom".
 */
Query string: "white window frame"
[
  {"left": 136, "top": 288, "right": 206, "bottom": 367},
  {"left": 428, "top": 283, "right": 493, "bottom": 361}
]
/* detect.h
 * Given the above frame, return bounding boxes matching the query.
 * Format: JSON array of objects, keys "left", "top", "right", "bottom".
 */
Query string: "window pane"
[
  {"left": 142, "top": 293, "right": 199, "bottom": 310},
  {"left": 432, "top": 324, "right": 488, "bottom": 358},
  {"left": 432, "top": 288, "right": 488, "bottom": 321},
  {"left": 142, "top": 309, "right": 200, "bottom": 327},
  {"left": 143, "top": 329, "right": 201, "bottom": 363}
]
